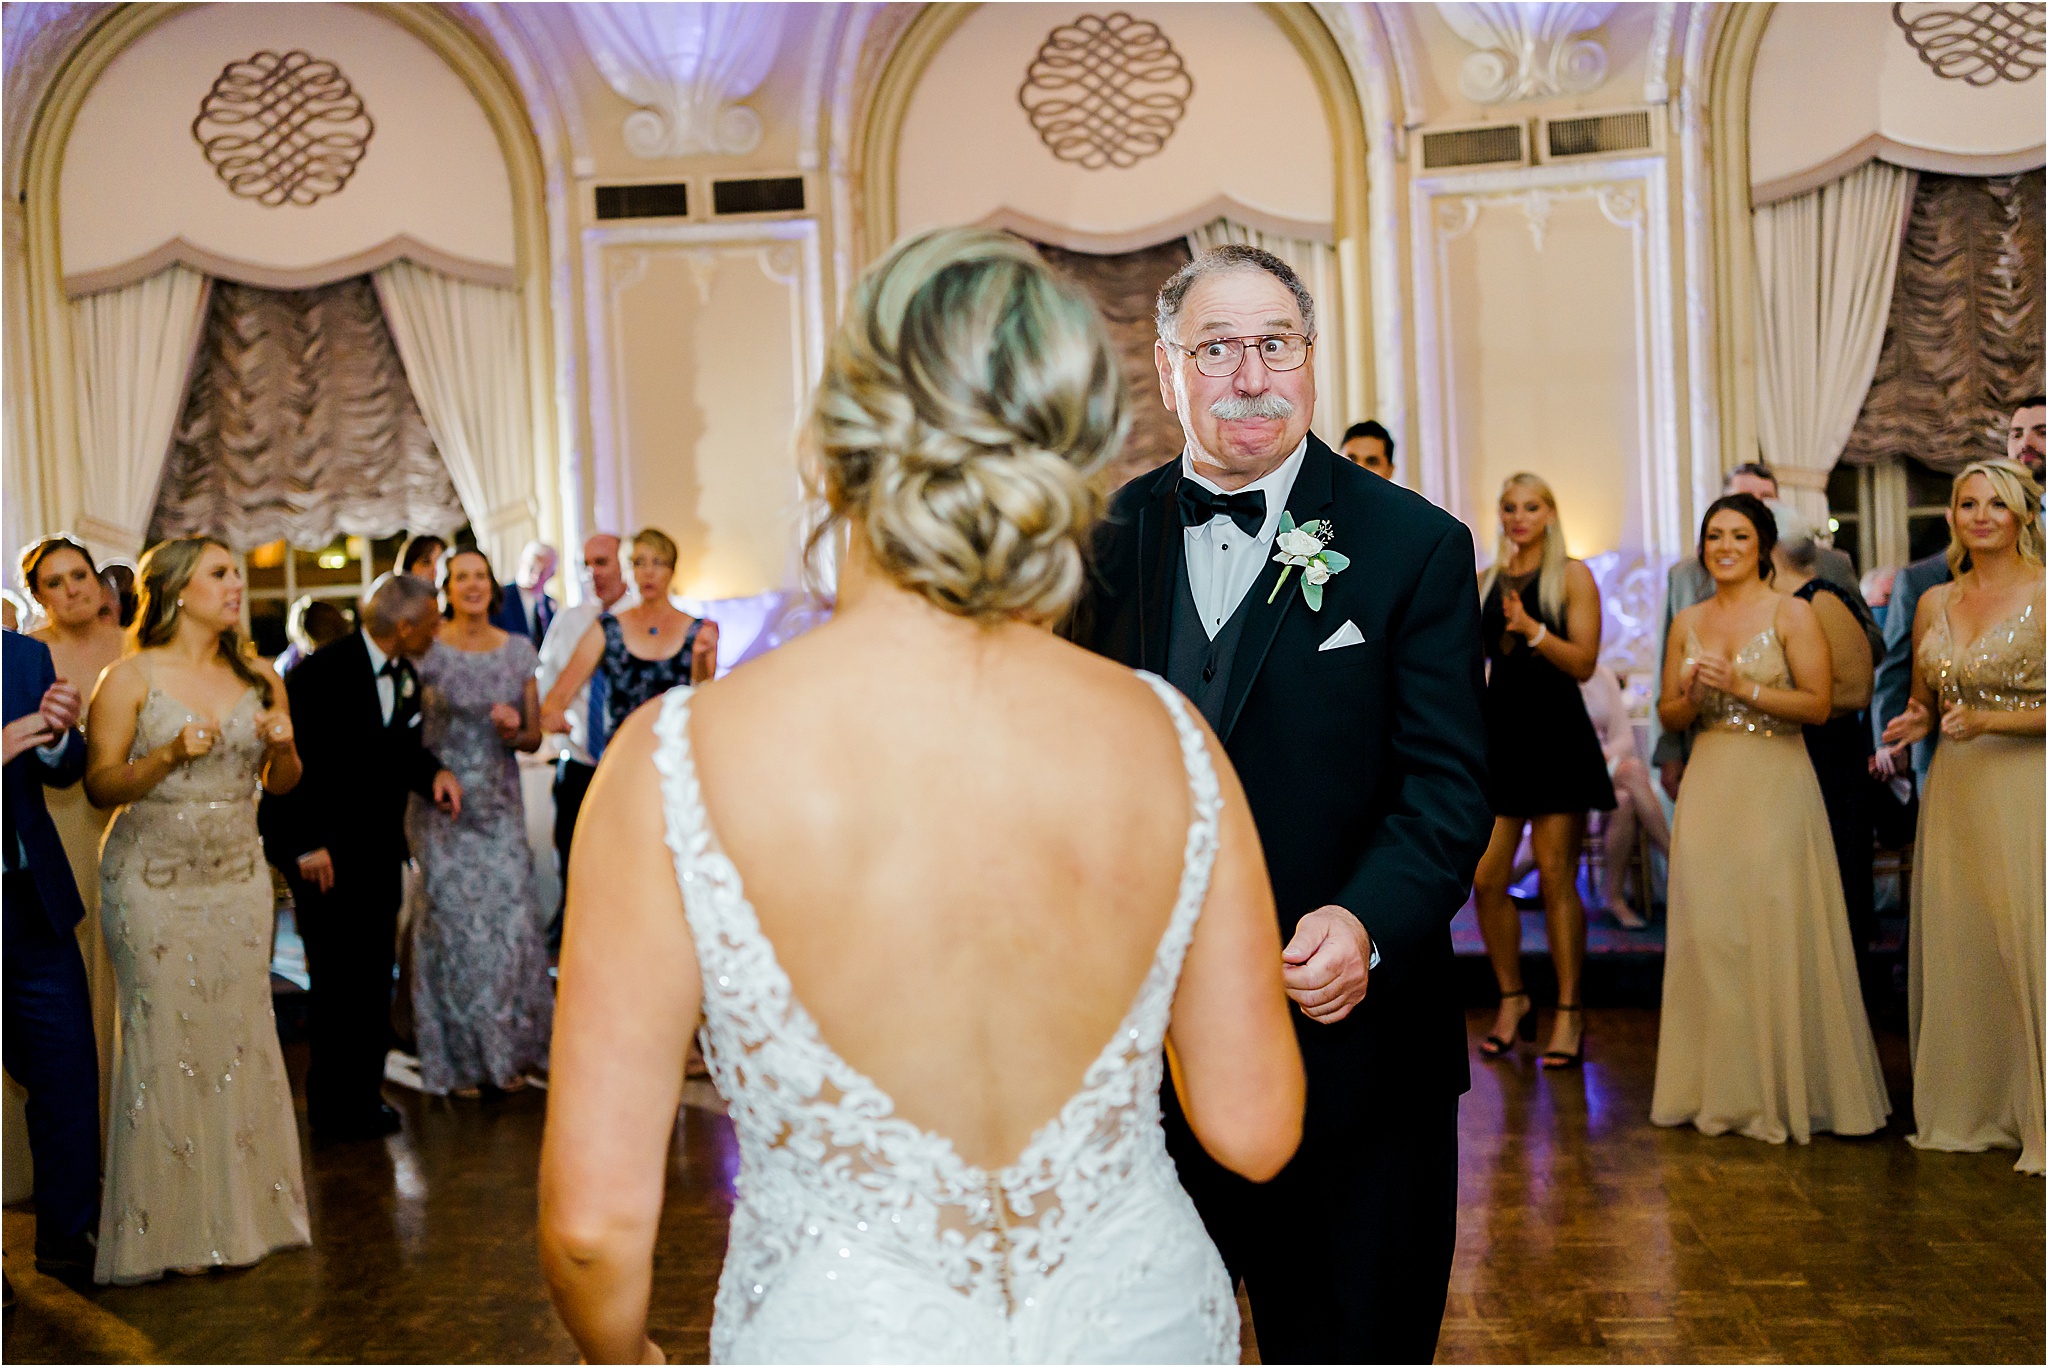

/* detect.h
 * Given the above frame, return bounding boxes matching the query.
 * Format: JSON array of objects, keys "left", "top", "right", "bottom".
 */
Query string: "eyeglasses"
[{"left": 1168, "top": 332, "right": 1312, "bottom": 378}]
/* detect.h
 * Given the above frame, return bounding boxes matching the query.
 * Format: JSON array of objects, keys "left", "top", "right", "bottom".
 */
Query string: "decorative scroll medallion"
[
  {"left": 1891, "top": 3, "right": 2046, "bottom": 84},
  {"left": 1018, "top": 13, "right": 1193, "bottom": 170},
  {"left": 192, "top": 50, "right": 375, "bottom": 207}
]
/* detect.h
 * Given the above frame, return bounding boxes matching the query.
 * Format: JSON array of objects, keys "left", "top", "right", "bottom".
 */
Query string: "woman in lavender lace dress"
[{"left": 409, "top": 548, "right": 553, "bottom": 1097}]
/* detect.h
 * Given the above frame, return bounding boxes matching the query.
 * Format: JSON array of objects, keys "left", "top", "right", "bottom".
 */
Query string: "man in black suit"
[
  {"left": 1076, "top": 245, "right": 1491, "bottom": 1362},
  {"left": 260, "top": 573, "right": 461, "bottom": 1141},
  {"left": 2, "top": 629, "right": 99, "bottom": 1282}
]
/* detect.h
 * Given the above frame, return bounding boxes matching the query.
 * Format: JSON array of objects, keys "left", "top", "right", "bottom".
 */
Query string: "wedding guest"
[
  {"left": 1874, "top": 397, "right": 2047, "bottom": 785},
  {"left": 409, "top": 548, "right": 552, "bottom": 1097},
  {"left": 491, "top": 540, "right": 557, "bottom": 644},
  {"left": 1861, "top": 565, "right": 1897, "bottom": 624},
  {"left": 1652, "top": 494, "right": 1888, "bottom": 1144},
  {"left": 1884, "top": 459, "right": 2043, "bottom": 1174},
  {"left": 276, "top": 596, "right": 350, "bottom": 674},
  {"left": 1651, "top": 463, "right": 1869, "bottom": 798},
  {"left": 84, "top": 537, "right": 309, "bottom": 1283},
  {"left": 1772, "top": 502, "right": 1880, "bottom": 999},
  {"left": 539, "top": 528, "right": 717, "bottom": 741},
  {"left": 542, "top": 227, "right": 1302, "bottom": 1365},
  {"left": 1471, "top": 474, "right": 1611, "bottom": 1067},
  {"left": 399, "top": 533, "right": 447, "bottom": 583},
  {"left": 99, "top": 561, "right": 136, "bottom": 628},
  {"left": 20, "top": 535, "right": 126, "bottom": 1121},
  {"left": 534, "top": 532, "right": 633, "bottom": 949},
  {"left": 258, "top": 573, "right": 462, "bottom": 1142},
  {"left": 1581, "top": 663, "right": 1668, "bottom": 928},
  {"left": 1340, "top": 419, "right": 1396, "bottom": 479},
  {"left": 2, "top": 628, "right": 97, "bottom": 1286}
]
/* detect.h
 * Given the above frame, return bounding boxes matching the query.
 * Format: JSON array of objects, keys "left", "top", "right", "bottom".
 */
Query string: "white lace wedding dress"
[{"left": 652, "top": 676, "right": 1240, "bottom": 1363}]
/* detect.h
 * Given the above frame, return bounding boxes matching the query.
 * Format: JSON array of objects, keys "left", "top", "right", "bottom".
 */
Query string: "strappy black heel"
[
  {"left": 1479, "top": 989, "right": 1535, "bottom": 1058},
  {"left": 1539, "top": 1003, "right": 1585, "bottom": 1069}
]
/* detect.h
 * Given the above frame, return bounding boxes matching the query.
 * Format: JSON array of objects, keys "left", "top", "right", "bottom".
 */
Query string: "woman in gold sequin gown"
[
  {"left": 1885, "top": 460, "right": 2046, "bottom": 1175},
  {"left": 1652, "top": 495, "right": 1889, "bottom": 1143},
  {"left": 83, "top": 539, "right": 311, "bottom": 1283}
]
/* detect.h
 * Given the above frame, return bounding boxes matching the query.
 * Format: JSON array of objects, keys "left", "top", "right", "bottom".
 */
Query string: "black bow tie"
[{"left": 1176, "top": 479, "right": 1267, "bottom": 537}]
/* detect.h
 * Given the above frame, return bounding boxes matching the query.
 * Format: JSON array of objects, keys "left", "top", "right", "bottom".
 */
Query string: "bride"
[{"left": 539, "top": 228, "right": 1305, "bottom": 1363}]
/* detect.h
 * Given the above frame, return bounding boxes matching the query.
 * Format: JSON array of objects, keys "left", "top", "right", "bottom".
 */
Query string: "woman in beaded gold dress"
[
  {"left": 1651, "top": 494, "right": 1889, "bottom": 1144},
  {"left": 84, "top": 538, "right": 311, "bottom": 1283},
  {"left": 1884, "top": 459, "right": 2045, "bottom": 1175}
]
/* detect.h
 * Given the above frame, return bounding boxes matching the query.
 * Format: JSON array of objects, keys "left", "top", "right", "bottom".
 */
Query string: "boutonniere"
[
  {"left": 399, "top": 672, "right": 417, "bottom": 701},
  {"left": 1268, "top": 513, "right": 1349, "bottom": 611}
]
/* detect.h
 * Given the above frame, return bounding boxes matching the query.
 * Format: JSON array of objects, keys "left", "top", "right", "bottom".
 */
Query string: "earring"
[{"left": 176, "top": 598, "right": 185, "bottom": 608}]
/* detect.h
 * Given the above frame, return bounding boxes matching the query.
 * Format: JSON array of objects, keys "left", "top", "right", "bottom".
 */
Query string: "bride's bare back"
[{"left": 693, "top": 612, "right": 1201, "bottom": 1169}]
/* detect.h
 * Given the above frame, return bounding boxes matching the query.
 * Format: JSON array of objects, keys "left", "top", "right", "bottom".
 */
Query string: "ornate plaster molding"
[
  {"left": 570, "top": 2, "right": 784, "bottom": 160},
  {"left": 1436, "top": 1, "right": 1618, "bottom": 105}
]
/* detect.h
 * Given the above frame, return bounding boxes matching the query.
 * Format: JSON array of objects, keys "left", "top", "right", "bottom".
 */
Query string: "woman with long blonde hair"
[
  {"left": 82, "top": 536, "right": 311, "bottom": 1282},
  {"left": 1471, "top": 474, "right": 1614, "bottom": 1068},
  {"left": 1884, "top": 458, "right": 2045, "bottom": 1174}
]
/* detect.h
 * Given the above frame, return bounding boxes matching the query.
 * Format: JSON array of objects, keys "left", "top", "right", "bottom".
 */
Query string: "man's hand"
[
  {"left": 38, "top": 680, "right": 81, "bottom": 735},
  {"left": 1281, "top": 905, "right": 1373, "bottom": 1024},
  {"left": 3, "top": 713, "right": 56, "bottom": 764},
  {"left": 296, "top": 848, "right": 336, "bottom": 894},
  {"left": 1658, "top": 759, "right": 1683, "bottom": 800},
  {"left": 433, "top": 769, "right": 463, "bottom": 819}
]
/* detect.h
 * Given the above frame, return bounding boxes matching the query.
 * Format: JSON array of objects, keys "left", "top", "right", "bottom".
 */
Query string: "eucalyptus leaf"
[
  {"left": 1320, "top": 550, "right": 1351, "bottom": 573},
  {"left": 1303, "top": 580, "right": 1323, "bottom": 612}
]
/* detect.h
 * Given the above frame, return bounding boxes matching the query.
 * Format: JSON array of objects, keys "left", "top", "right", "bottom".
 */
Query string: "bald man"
[{"left": 534, "top": 533, "right": 636, "bottom": 948}]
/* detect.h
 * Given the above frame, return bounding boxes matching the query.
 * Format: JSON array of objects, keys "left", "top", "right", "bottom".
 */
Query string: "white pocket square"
[{"left": 1318, "top": 620, "right": 1365, "bottom": 652}]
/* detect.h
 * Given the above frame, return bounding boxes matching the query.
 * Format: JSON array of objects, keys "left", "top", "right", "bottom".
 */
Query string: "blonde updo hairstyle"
[
  {"left": 1947, "top": 457, "right": 2045, "bottom": 576},
  {"left": 803, "top": 228, "right": 1128, "bottom": 625}
]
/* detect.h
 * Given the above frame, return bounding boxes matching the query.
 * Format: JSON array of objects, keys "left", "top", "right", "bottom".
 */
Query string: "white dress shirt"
[
  {"left": 362, "top": 632, "right": 397, "bottom": 726},
  {"left": 1180, "top": 438, "right": 1309, "bottom": 640}
]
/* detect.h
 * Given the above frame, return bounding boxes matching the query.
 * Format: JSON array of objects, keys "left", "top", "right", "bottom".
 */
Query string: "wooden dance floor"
[{"left": 5, "top": 1011, "right": 2041, "bottom": 1364}]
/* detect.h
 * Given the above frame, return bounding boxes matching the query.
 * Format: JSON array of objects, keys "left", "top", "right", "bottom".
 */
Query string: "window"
[
  {"left": 239, "top": 533, "right": 406, "bottom": 657},
  {"left": 1825, "top": 465, "right": 1869, "bottom": 575},
  {"left": 1904, "top": 458, "right": 1953, "bottom": 563}
]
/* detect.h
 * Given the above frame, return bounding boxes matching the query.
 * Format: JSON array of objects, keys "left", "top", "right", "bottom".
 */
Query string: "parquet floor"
[{"left": 4, "top": 1012, "right": 2040, "bottom": 1364}]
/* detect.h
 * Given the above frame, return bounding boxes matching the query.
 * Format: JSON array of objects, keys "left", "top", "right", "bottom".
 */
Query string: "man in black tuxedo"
[
  {"left": 1076, "top": 245, "right": 1491, "bottom": 1361},
  {"left": 261, "top": 573, "right": 461, "bottom": 1141},
  {"left": 2, "top": 629, "right": 99, "bottom": 1282}
]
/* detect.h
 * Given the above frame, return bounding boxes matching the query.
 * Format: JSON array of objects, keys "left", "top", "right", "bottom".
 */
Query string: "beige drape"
[
  {"left": 372, "top": 260, "right": 536, "bottom": 570},
  {"left": 1185, "top": 218, "right": 1344, "bottom": 447},
  {"left": 68, "top": 264, "right": 212, "bottom": 561},
  {"left": 1752, "top": 161, "right": 1915, "bottom": 524}
]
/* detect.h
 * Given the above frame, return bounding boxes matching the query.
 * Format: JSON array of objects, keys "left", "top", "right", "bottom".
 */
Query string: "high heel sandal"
[
  {"left": 1478, "top": 990, "right": 1535, "bottom": 1058},
  {"left": 1539, "top": 1003, "right": 1585, "bottom": 1069}
]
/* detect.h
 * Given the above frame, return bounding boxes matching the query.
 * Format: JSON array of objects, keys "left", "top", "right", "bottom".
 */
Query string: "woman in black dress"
[
  {"left": 1471, "top": 474, "right": 1614, "bottom": 1067},
  {"left": 539, "top": 527, "right": 719, "bottom": 749}
]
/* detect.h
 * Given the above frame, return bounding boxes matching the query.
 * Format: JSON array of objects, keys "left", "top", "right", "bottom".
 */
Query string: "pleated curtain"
[
  {"left": 1185, "top": 218, "right": 1344, "bottom": 447},
  {"left": 372, "top": 260, "right": 536, "bottom": 571},
  {"left": 68, "top": 265, "right": 212, "bottom": 561},
  {"left": 1752, "top": 161, "right": 1915, "bottom": 525}
]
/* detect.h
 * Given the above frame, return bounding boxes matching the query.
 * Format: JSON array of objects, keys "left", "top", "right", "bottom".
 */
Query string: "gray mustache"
[{"left": 1209, "top": 393, "right": 1295, "bottom": 421}]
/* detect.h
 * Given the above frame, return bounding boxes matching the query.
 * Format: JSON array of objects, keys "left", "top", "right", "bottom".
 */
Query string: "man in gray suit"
[
  {"left": 1651, "top": 462, "right": 1869, "bottom": 797},
  {"left": 1871, "top": 394, "right": 2047, "bottom": 785}
]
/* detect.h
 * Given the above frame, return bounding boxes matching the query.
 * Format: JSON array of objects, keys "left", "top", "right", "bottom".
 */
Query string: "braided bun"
[{"left": 805, "top": 229, "right": 1127, "bottom": 624}]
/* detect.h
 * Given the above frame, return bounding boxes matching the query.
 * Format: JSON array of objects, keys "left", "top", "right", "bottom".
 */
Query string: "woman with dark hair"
[
  {"left": 399, "top": 533, "right": 448, "bottom": 583},
  {"left": 1651, "top": 495, "right": 1888, "bottom": 1145},
  {"left": 82, "top": 536, "right": 310, "bottom": 1282},
  {"left": 408, "top": 546, "right": 552, "bottom": 1098},
  {"left": 20, "top": 535, "right": 127, "bottom": 1103},
  {"left": 538, "top": 527, "right": 718, "bottom": 744},
  {"left": 1470, "top": 473, "right": 1613, "bottom": 1068},
  {"left": 1885, "top": 459, "right": 2044, "bottom": 1174}
]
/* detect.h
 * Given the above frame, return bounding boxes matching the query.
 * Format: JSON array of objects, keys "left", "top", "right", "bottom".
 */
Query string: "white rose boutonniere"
[{"left": 1267, "top": 512, "right": 1349, "bottom": 611}]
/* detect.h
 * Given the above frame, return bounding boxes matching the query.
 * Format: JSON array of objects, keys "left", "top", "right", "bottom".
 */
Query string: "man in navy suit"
[
  {"left": 2, "top": 629, "right": 99, "bottom": 1283},
  {"left": 491, "top": 540, "right": 557, "bottom": 643}
]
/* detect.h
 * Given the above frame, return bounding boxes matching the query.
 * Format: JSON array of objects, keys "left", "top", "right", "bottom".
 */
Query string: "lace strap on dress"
[
  {"left": 1132, "top": 672, "right": 1223, "bottom": 990},
  {"left": 648, "top": 688, "right": 753, "bottom": 986}
]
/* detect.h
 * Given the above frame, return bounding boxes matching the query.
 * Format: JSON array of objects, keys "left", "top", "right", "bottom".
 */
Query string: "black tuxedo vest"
[{"left": 1165, "top": 554, "right": 1259, "bottom": 733}]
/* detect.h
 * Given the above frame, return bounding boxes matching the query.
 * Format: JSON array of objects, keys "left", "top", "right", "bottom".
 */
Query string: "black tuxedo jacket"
[
  {"left": 259, "top": 633, "right": 445, "bottom": 874},
  {"left": 1078, "top": 436, "right": 1490, "bottom": 1112}
]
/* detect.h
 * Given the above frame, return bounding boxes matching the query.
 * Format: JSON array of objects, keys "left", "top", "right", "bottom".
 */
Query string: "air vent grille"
[
  {"left": 1420, "top": 124, "right": 1525, "bottom": 170},
  {"left": 594, "top": 182, "right": 689, "bottom": 220},
  {"left": 712, "top": 176, "right": 805, "bottom": 216},
  {"left": 1546, "top": 109, "right": 1653, "bottom": 159}
]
